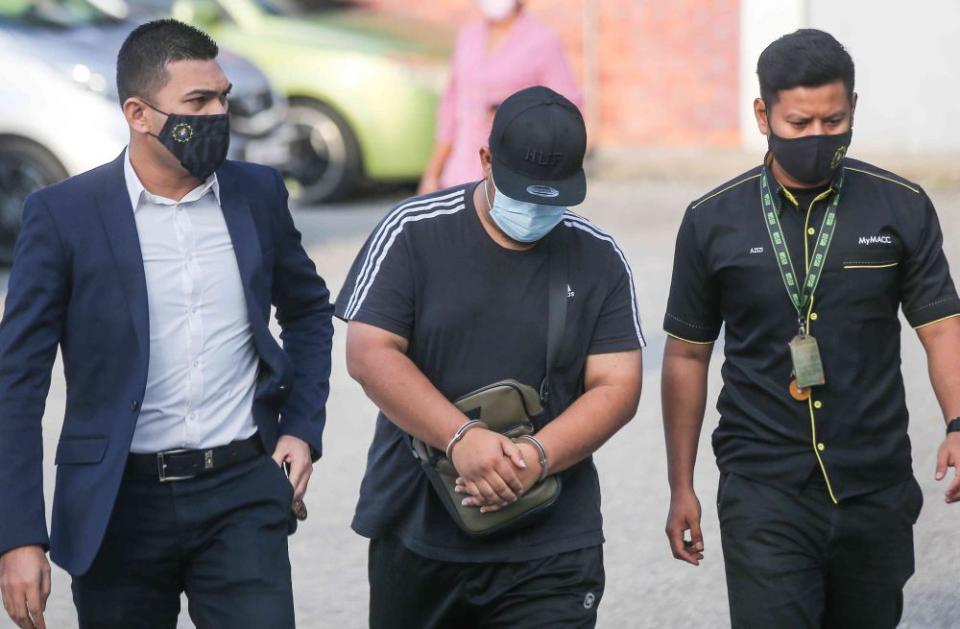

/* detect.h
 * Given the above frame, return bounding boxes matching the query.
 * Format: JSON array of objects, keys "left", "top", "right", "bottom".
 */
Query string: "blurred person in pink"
[{"left": 418, "top": 0, "right": 583, "bottom": 194}]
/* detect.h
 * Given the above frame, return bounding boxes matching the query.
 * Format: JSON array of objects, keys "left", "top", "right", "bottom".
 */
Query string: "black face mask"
[
  {"left": 768, "top": 129, "right": 852, "bottom": 185},
  {"left": 144, "top": 102, "right": 230, "bottom": 180}
]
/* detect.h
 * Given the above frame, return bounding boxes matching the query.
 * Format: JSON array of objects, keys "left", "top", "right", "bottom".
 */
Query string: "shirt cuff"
[
  {"left": 588, "top": 336, "right": 644, "bottom": 355},
  {"left": 663, "top": 311, "right": 721, "bottom": 344},
  {"left": 905, "top": 295, "right": 960, "bottom": 328},
  {"left": 334, "top": 307, "right": 411, "bottom": 340}
]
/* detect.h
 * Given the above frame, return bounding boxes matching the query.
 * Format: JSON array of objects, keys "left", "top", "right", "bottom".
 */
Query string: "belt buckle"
[{"left": 157, "top": 449, "right": 196, "bottom": 482}]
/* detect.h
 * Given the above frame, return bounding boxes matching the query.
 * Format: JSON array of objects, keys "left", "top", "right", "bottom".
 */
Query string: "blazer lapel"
[
  {"left": 216, "top": 164, "right": 289, "bottom": 371},
  {"left": 95, "top": 152, "right": 149, "bottom": 357},
  {"left": 215, "top": 164, "right": 263, "bottom": 294}
]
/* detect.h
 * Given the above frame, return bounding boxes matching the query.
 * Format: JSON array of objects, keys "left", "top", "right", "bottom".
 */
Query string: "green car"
[{"left": 136, "top": 0, "right": 450, "bottom": 202}]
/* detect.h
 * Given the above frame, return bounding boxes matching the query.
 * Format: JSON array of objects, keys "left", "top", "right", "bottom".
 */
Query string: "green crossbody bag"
[{"left": 410, "top": 232, "right": 569, "bottom": 537}]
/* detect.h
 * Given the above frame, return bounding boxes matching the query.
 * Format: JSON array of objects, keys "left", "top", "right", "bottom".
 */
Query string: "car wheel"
[
  {"left": 285, "top": 98, "right": 362, "bottom": 204},
  {"left": 0, "top": 137, "right": 68, "bottom": 266}
]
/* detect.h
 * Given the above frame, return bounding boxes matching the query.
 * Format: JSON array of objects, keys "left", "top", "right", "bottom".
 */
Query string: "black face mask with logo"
[
  {"left": 144, "top": 101, "right": 230, "bottom": 180},
  {"left": 768, "top": 129, "right": 852, "bottom": 185}
]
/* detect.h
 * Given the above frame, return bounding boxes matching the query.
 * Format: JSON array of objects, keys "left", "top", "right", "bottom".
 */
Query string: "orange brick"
[{"left": 362, "top": 0, "right": 740, "bottom": 148}]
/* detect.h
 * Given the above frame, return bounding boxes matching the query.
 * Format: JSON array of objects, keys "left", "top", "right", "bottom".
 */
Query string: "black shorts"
[{"left": 368, "top": 536, "right": 605, "bottom": 629}]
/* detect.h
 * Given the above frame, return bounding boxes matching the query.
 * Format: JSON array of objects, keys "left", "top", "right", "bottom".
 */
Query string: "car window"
[
  {"left": 254, "top": 0, "right": 356, "bottom": 15},
  {"left": 126, "top": 0, "right": 175, "bottom": 17},
  {"left": 119, "top": 0, "right": 235, "bottom": 24},
  {"left": 0, "top": 0, "right": 120, "bottom": 26}
]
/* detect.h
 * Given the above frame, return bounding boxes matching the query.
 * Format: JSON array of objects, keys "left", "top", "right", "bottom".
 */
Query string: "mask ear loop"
[
  {"left": 483, "top": 174, "right": 495, "bottom": 210},
  {"left": 136, "top": 98, "right": 171, "bottom": 142},
  {"left": 140, "top": 99, "right": 169, "bottom": 117}
]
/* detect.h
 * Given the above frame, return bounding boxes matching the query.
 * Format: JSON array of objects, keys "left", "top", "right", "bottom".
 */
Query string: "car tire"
[
  {"left": 285, "top": 98, "right": 362, "bottom": 204},
  {"left": 0, "top": 137, "right": 68, "bottom": 266}
]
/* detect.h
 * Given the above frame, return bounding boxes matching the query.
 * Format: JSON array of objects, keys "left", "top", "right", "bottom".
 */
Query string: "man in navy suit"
[{"left": 0, "top": 20, "right": 333, "bottom": 628}]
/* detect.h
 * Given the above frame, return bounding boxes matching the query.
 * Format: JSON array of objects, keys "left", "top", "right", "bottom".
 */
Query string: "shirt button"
[
  {"left": 193, "top": 360, "right": 200, "bottom": 368},
  {"left": 817, "top": 442, "right": 826, "bottom": 452},
  {"left": 131, "top": 400, "right": 140, "bottom": 411},
  {"left": 807, "top": 227, "right": 816, "bottom": 236},
  {"left": 814, "top": 400, "right": 823, "bottom": 409},
  {"left": 810, "top": 313, "right": 819, "bottom": 321}
]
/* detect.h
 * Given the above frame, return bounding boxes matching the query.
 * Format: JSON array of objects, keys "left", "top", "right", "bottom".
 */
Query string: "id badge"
[{"left": 789, "top": 335, "right": 826, "bottom": 389}]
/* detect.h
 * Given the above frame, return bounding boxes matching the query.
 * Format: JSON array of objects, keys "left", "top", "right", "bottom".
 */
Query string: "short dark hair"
[
  {"left": 116, "top": 19, "right": 218, "bottom": 103},
  {"left": 757, "top": 29, "right": 855, "bottom": 108}
]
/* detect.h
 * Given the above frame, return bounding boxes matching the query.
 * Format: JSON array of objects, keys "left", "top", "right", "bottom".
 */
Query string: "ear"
[
  {"left": 123, "top": 97, "right": 153, "bottom": 136},
  {"left": 479, "top": 146, "right": 493, "bottom": 179},
  {"left": 754, "top": 98, "right": 770, "bottom": 136},
  {"left": 849, "top": 92, "right": 858, "bottom": 127}
]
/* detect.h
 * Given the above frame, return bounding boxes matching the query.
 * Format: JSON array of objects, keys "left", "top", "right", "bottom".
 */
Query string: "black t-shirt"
[{"left": 335, "top": 182, "right": 645, "bottom": 562}]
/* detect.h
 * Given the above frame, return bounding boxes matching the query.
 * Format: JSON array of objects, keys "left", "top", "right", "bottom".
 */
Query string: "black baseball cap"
[{"left": 489, "top": 86, "right": 587, "bottom": 206}]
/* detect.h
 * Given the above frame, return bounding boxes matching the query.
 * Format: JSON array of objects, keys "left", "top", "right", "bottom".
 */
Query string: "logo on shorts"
[
  {"left": 750, "top": 246, "right": 764, "bottom": 254},
  {"left": 526, "top": 184, "right": 560, "bottom": 198},
  {"left": 583, "top": 592, "right": 596, "bottom": 609},
  {"left": 567, "top": 284, "right": 576, "bottom": 299}
]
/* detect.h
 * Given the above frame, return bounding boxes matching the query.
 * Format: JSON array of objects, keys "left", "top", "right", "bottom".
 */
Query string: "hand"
[
  {"left": 417, "top": 174, "right": 440, "bottom": 196},
  {"left": 665, "top": 489, "right": 704, "bottom": 566},
  {"left": 0, "top": 545, "right": 50, "bottom": 629},
  {"left": 456, "top": 441, "right": 543, "bottom": 513},
  {"left": 271, "top": 435, "right": 313, "bottom": 501},
  {"left": 449, "top": 428, "right": 527, "bottom": 507},
  {"left": 935, "top": 432, "right": 960, "bottom": 503}
]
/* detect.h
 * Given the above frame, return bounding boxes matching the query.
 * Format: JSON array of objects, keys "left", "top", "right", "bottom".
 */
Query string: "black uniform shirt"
[{"left": 664, "top": 158, "right": 960, "bottom": 501}]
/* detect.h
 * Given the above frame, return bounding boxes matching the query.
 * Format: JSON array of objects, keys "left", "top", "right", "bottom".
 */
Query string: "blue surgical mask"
[{"left": 484, "top": 178, "right": 566, "bottom": 243}]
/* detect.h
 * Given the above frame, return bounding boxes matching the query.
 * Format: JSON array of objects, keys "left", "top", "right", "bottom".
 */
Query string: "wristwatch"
[{"left": 947, "top": 418, "right": 960, "bottom": 435}]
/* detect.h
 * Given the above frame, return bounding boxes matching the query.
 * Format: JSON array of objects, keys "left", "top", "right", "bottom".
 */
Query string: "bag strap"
[{"left": 539, "top": 226, "right": 569, "bottom": 406}]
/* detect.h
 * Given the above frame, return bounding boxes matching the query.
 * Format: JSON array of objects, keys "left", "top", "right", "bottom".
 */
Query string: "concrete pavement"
[{"left": 3, "top": 172, "right": 960, "bottom": 628}]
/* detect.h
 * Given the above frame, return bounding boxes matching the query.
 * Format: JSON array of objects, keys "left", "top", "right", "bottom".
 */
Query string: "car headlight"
[{"left": 228, "top": 89, "right": 288, "bottom": 137}]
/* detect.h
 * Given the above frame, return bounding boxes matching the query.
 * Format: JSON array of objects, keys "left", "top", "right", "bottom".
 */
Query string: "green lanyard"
[{"left": 759, "top": 168, "right": 843, "bottom": 333}]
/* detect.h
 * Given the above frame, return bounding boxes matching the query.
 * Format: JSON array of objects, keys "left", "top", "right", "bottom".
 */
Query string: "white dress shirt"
[{"left": 125, "top": 150, "right": 259, "bottom": 453}]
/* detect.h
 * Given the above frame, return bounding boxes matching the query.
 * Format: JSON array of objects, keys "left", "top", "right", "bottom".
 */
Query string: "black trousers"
[
  {"left": 369, "top": 536, "right": 605, "bottom": 629},
  {"left": 72, "top": 454, "right": 295, "bottom": 629},
  {"left": 718, "top": 471, "right": 922, "bottom": 629}
]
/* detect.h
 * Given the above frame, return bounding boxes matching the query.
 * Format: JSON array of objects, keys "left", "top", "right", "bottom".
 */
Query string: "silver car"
[{"left": 0, "top": 0, "right": 293, "bottom": 264}]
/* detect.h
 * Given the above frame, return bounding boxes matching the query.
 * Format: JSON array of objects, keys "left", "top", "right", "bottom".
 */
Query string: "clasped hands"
[{"left": 449, "top": 428, "right": 544, "bottom": 513}]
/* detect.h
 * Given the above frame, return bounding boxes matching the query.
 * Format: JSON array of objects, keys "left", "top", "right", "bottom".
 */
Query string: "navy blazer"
[{"left": 0, "top": 153, "right": 334, "bottom": 576}]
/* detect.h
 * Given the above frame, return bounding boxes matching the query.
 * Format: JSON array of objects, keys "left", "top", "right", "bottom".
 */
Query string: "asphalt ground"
[{"left": 2, "top": 173, "right": 959, "bottom": 628}]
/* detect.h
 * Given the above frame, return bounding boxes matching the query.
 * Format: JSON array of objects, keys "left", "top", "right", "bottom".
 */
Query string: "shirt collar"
[
  {"left": 123, "top": 147, "right": 220, "bottom": 211},
  {"left": 763, "top": 152, "right": 841, "bottom": 213}
]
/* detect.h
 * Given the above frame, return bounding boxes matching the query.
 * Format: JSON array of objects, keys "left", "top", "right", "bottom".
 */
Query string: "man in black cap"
[{"left": 336, "top": 85, "right": 644, "bottom": 628}]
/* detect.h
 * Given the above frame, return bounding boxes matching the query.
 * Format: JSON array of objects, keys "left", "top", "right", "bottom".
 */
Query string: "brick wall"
[{"left": 361, "top": 0, "right": 740, "bottom": 148}]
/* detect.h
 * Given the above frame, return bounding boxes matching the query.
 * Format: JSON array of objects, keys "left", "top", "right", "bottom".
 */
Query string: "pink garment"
[{"left": 437, "top": 11, "right": 583, "bottom": 188}]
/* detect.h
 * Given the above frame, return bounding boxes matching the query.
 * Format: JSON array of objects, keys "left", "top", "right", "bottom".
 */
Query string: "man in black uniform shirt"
[
  {"left": 661, "top": 29, "right": 960, "bottom": 628},
  {"left": 337, "top": 86, "right": 644, "bottom": 628}
]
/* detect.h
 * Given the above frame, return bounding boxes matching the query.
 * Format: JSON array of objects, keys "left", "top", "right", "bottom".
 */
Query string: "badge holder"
[{"left": 788, "top": 319, "right": 825, "bottom": 400}]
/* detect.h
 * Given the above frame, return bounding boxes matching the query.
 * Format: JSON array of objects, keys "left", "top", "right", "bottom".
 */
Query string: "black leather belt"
[{"left": 125, "top": 433, "right": 264, "bottom": 482}]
